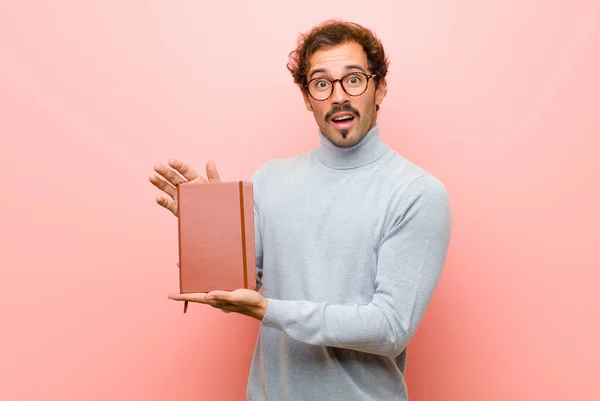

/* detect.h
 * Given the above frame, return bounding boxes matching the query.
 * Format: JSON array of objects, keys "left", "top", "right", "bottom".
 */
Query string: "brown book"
[{"left": 177, "top": 181, "right": 256, "bottom": 298}]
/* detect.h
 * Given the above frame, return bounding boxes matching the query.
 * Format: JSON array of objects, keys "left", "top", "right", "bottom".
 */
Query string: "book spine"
[
  {"left": 238, "top": 181, "right": 249, "bottom": 288},
  {"left": 177, "top": 183, "right": 183, "bottom": 293}
]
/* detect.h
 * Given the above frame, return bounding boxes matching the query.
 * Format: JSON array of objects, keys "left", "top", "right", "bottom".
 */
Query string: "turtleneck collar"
[{"left": 314, "top": 124, "right": 389, "bottom": 170}]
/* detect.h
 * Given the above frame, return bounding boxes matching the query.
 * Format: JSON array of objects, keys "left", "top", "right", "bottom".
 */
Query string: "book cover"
[{"left": 177, "top": 181, "right": 256, "bottom": 294}]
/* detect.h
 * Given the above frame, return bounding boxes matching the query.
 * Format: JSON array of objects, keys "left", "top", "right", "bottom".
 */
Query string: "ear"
[
  {"left": 375, "top": 78, "right": 387, "bottom": 109},
  {"left": 302, "top": 89, "right": 313, "bottom": 112}
]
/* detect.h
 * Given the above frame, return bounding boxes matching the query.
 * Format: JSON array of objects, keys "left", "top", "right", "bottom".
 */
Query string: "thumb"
[{"left": 206, "top": 160, "right": 221, "bottom": 183}]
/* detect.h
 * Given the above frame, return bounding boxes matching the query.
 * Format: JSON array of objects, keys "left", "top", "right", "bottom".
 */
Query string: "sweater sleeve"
[
  {"left": 251, "top": 164, "right": 267, "bottom": 292},
  {"left": 260, "top": 175, "right": 452, "bottom": 358},
  {"left": 253, "top": 201, "right": 263, "bottom": 291}
]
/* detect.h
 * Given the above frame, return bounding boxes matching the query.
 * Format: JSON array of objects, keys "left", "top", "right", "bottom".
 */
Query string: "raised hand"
[{"left": 149, "top": 159, "right": 221, "bottom": 217}]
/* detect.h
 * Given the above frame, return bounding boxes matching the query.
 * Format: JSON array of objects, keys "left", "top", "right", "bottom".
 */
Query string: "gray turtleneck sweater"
[{"left": 246, "top": 125, "right": 451, "bottom": 401}]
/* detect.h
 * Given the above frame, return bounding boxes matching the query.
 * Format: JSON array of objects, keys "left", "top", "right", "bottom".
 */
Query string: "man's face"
[{"left": 303, "top": 41, "right": 386, "bottom": 148}]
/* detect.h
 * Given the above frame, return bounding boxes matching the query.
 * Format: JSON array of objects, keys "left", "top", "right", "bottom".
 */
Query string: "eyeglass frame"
[{"left": 303, "top": 72, "right": 378, "bottom": 101}]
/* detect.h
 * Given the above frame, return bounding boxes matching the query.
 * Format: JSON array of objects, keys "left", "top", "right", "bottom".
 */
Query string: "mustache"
[{"left": 325, "top": 104, "right": 360, "bottom": 122}]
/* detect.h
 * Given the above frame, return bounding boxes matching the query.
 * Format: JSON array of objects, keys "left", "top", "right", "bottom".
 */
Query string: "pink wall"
[{"left": 1, "top": 1, "right": 598, "bottom": 400}]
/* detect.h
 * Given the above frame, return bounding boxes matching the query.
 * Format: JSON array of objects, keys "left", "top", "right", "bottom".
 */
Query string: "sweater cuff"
[{"left": 262, "top": 298, "right": 286, "bottom": 330}]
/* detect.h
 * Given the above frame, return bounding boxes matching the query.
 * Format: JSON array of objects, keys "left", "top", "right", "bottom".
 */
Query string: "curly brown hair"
[{"left": 287, "top": 20, "right": 389, "bottom": 93}]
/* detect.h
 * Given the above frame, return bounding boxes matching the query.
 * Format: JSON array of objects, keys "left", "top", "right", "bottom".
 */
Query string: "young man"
[{"left": 150, "top": 20, "right": 451, "bottom": 401}]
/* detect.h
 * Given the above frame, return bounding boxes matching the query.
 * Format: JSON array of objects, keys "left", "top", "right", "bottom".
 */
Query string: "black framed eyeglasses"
[{"left": 304, "top": 72, "right": 377, "bottom": 101}]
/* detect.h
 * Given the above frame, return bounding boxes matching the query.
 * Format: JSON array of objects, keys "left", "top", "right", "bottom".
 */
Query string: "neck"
[{"left": 314, "top": 124, "right": 389, "bottom": 170}]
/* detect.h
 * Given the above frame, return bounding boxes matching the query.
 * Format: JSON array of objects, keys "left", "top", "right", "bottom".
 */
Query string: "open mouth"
[
  {"left": 331, "top": 114, "right": 355, "bottom": 130},
  {"left": 332, "top": 115, "right": 354, "bottom": 123}
]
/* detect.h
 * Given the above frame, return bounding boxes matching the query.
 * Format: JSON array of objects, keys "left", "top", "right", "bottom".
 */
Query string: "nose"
[{"left": 330, "top": 80, "right": 350, "bottom": 104}]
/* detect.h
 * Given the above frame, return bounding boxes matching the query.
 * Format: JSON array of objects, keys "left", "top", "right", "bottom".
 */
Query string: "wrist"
[{"left": 257, "top": 297, "right": 268, "bottom": 320}]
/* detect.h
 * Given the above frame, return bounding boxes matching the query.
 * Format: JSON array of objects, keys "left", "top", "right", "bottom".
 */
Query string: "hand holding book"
[{"left": 150, "top": 157, "right": 257, "bottom": 315}]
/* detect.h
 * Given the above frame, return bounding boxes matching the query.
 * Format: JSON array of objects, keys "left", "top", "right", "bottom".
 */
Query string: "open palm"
[{"left": 168, "top": 288, "right": 267, "bottom": 320}]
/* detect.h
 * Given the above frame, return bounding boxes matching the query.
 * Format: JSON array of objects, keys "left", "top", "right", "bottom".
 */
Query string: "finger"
[
  {"left": 154, "top": 164, "right": 196, "bottom": 187},
  {"left": 176, "top": 261, "right": 180, "bottom": 268},
  {"left": 168, "top": 292, "right": 210, "bottom": 303},
  {"left": 149, "top": 174, "right": 177, "bottom": 200},
  {"left": 155, "top": 196, "right": 177, "bottom": 216},
  {"left": 168, "top": 159, "right": 204, "bottom": 183},
  {"left": 206, "top": 160, "right": 221, "bottom": 183}
]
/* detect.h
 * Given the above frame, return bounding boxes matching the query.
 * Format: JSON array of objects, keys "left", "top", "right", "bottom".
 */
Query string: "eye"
[
  {"left": 311, "top": 79, "right": 331, "bottom": 91},
  {"left": 344, "top": 73, "right": 364, "bottom": 87}
]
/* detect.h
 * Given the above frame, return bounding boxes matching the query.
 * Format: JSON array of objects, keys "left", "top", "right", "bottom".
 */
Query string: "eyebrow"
[{"left": 308, "top": 64, "right": 367, "bottom": 80}]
